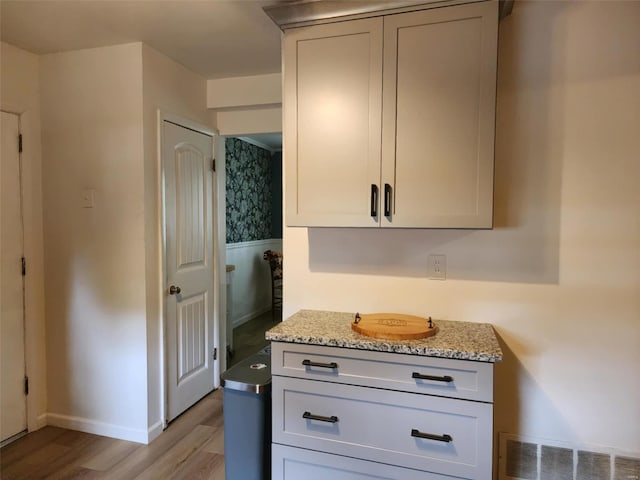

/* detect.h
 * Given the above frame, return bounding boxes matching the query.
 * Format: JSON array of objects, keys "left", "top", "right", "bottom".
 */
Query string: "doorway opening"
[{"left": 223, "top": 134, "right": 282, "bottom": 368}]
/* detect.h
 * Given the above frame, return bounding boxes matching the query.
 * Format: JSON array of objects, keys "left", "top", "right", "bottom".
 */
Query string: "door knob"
[{"left": 169, "top": 285, "right": 181, "bottom": 295}]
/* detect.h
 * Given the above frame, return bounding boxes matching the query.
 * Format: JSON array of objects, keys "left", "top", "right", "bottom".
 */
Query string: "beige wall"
[
  {"left": 37, "top": 41, "right": 214, "bottom": 442},
  {"left": 0, "top": 42, "right": 47, "bottom": 432},
  {"left": 40, "top": 43, "right": 150, "bottom": 440},
  {"left": 207, "top": 73, "right": 282, "bottom": 109},
  {"left": 283, "top": 0, "right": 640, "bottom": 453},
  {"left": 141, "top": 44, "right": 214, "bottom": 434},
  {"left": 216, "top": 106, "right": 282, "bottom": 136},
  {"left": 207, "top": 72, "right": 282, "bottom": 135}
]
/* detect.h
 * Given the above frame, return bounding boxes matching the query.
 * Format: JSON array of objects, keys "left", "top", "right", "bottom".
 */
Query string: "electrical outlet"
[{"left": 428, "top": 254, "right": 446, "bottom": 280}]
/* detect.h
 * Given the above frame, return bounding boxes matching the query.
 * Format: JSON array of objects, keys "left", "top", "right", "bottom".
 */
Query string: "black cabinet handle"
[
  {"left": 412, "top": 372, "right": 453, "bottom": 383},
  {"left": 370, "top": 184, "right": 378, "bottom": 217},
  {"left": 302, "top": 359, "right": 338, "bottom": 370},
  {"left": 303, "top": 411, "right": 339, "bottom": 423},
  {"left": 384, "top": 183, "right": 391, "bottom": 217},
  {"left": 411, "top": 429, "right": 453, "bottom": 443}
]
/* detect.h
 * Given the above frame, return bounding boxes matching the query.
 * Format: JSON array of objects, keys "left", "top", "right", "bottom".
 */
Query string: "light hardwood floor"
[
  {"left": 0, "top": 390, "right": 225, "bottom": 480},
  {"left": 229, "top": 309, "right": 281, "bottom": 367},
  {"left": 1, "top": 313, "right": 283, "bottom": 479}
]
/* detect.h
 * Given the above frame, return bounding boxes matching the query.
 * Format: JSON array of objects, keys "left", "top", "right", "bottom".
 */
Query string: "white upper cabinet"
[
  {"left": 381, "top": 2, "right": 498, "bottom": 228},
  {"left": 284, "top": 1, "right": 498, "bottom": 228},
  {"left": 284, "top": 18, "right": 383, "bottom": 227}
]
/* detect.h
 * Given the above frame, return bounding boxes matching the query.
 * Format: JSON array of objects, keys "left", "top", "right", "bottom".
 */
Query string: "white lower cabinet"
[
  {"left": 272, "top": 444, "right": 460, "bottom": 480},
  {"left": 271, "top": 344, "right": 495, "bottom": 480},
  {"left": 272, "top": 342, "right": 494, "bottom": 402}
]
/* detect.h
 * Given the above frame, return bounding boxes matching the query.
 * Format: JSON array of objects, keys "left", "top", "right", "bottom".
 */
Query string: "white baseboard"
[
  {"left": 147, "top": 420, "right": 164, "bottom": 443},
  {"left": 45, "top": 413, "right": 151, "bottom": 444},
  {"left": 232, "top": 305, "right": 272, "bottom": 328},
  {"left": 36, "top": 414, "right": 48, "bottom": 430}
]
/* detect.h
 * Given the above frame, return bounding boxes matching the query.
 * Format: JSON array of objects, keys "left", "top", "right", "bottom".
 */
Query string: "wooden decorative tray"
[{"left": 351, "top": 313, "right": 437, "bottom": 340}]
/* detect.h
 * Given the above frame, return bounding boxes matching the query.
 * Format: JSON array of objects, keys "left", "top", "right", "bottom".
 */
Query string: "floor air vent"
[{"left": 499, "top": 433, "right": 640, "bottom": 480}]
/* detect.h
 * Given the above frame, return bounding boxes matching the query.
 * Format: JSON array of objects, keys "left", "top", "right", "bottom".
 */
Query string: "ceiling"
[
  {"left": 1, "top": 0, "right": 286, "bottom": 147},
  {"left": 0, "top": 0, "right": 285, "bottom": 79}
]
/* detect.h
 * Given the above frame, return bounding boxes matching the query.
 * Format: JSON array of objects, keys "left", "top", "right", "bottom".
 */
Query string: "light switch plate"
[
  {"left": 81, "top": 189, "right": 95, "bottom": 208},
  {"left": 428, "top": 254, "right": 446, "bottom": 280}
]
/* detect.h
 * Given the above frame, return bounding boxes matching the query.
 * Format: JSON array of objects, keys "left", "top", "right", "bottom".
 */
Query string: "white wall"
[
  {"left": 207, "top": 73, "right": 282, "bottom": 109},
  {"left": 37, "top": 42, "right": 215, "bottom": 443},
  {"left": 283, "top": 0, "right": 640, "bottom": 455},
  {"left": 208, "top": 72, "right": 282, "bottom": 135},
  {"left": 141, "top": 44, "right": 214, "bottom": 436},
  {"left": 40, "top": 43, "right": 150, "bottom": 441},
  {"left": 226, "top": 239, "right": 283, "bottom": 327},
  {"left": 216, "top": 106, "right": 282, "bottom": 136},
  {"left": 0, "top": 42, "right": 47, "bottom": 432}
]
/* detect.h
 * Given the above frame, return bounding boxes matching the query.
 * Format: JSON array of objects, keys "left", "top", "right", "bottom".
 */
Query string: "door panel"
[
  {"left": 381, "top": 1, "right": 498, "bottom": 228},
  {"left": 0, "top": 111, "right": 27, "bottom": 442},
  {"left": 176, "top": 146, "right": 206, "bottom": 267},
  {"left": 177, "top": 292, "right": 207, "bottom": 382},
  {"left": 163, "top": 120, "right": 216, "bottom": 422},
  {"left": 284, "top": 18, "right": 383, "bottom": 227}
]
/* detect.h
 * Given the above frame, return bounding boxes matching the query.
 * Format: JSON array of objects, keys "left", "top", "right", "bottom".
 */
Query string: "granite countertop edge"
[{"left": 266, "top": 310, "right": 503, "bottom": 363}]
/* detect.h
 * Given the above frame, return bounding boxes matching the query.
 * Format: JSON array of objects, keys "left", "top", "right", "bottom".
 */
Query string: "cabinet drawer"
[
  {"left": 273, "top": 444, "right": 463, "bottom": 480},
  {"left": 273, "top": 377, "right": 492, "bottom": 479},
  {"left": 272, "top": 342, "right": 493, "bottom": 402}
]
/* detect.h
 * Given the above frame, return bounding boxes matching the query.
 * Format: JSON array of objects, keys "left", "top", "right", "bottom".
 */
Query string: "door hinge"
[
  {"left": 24, "top": 376, "right": 29, "bottom": 396},
  {"left": 211, "top": 158, "right": 216, "bottom": 172},
  {"left": 22, "top": 257, "right": 26, "bottom": 276},
  {"left": 213, "top": 348, "right": 218, "bottom": 360},
  {"left": 18, "top": 134, "right": 23, "bottom": 153}
]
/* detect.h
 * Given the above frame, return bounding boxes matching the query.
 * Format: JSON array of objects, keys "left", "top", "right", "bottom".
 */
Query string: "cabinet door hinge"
[
  {"left": 211, "top": 158, "right": 216, "bottom": 172},
  {"left": 213, "top": 348, "right": 218, "bottom": 360},
  {"left": 24, "top": 376, "right": 29, "bottom": 396},
  {"left": 18, "top": 134, "right": 23, "bottom": 153},
  {"left": 22, "top": 257, "right": 26, "bottom": 276}
]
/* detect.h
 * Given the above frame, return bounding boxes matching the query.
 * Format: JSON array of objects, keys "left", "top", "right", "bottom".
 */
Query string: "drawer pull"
[
  {"left": 302, "top": 359, "right": 338, "bottom": 370},
  {"left": 303, "top": 411, "right": 339, "bottom": 423},
  {"left": 384, "top": 183, "right": 392, "bottom": 217},
  {"left": 411, "top": 429, "right": 453, "bottom": 443},
  {"left": 370, "top": 184, "right": 378, "bottom": 218},
  {"left": 412, "top": 372, "right": 453, "bottom": 383}
]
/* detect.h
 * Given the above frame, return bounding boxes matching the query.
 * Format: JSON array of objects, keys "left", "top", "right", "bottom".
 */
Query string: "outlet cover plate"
[{"left": 428, "top": 254, "right": 446, "bottom": 280}]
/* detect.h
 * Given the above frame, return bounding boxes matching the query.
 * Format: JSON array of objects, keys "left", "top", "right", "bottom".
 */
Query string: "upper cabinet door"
[
  {"left": 284, "top": 18, "right": 383, "bottom": 227},
  {"left": 381, "top": 1, "right": 498, "bottom": 228}
]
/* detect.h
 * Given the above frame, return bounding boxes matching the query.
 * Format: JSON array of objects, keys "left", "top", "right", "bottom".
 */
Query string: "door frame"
[
  {"left": 158, "top": 110, "right": 225, "bottom": 429},
  {"left": 0, "top": 106, "right": 47, "bottom": 438},
  {"left": 0, "top": 109, "right": 27, "bottom": 445}
]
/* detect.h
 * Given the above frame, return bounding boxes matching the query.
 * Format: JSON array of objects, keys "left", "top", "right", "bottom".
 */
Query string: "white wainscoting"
[{"left": 226, "top": 238, "right": 283, "bottom": 328}]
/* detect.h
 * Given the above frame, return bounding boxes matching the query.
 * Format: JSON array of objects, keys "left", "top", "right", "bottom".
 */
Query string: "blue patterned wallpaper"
[
  {"left": 226, "top": 138, "right": 273, "bottom": 243},
  {"left": 271, "top": 151, "right": 283, "bottom": 239}
]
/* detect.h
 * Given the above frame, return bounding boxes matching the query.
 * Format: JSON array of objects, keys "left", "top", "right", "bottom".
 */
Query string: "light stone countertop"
[{"left": 266, "top": 310, "right": 503, "bottom": 362}]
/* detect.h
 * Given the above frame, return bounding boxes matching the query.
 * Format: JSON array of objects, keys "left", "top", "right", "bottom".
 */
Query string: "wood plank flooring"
[
  {"left": 1, "top": 312, "right": 283, "bottom": 479},
  {"left": 0, "top": 389, "right": 225, "bottom": 479},
  {"left": 229, "top": 309, "right": 281, "bottom": 367}
]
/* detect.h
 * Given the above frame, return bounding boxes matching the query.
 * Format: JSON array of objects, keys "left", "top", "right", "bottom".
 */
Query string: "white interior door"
[
  {"left": 163, "top": 120, "right": 216, "bottom": 423},
  {"left": 0, "top": 111, "right": 27, "bottom": 442}
]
